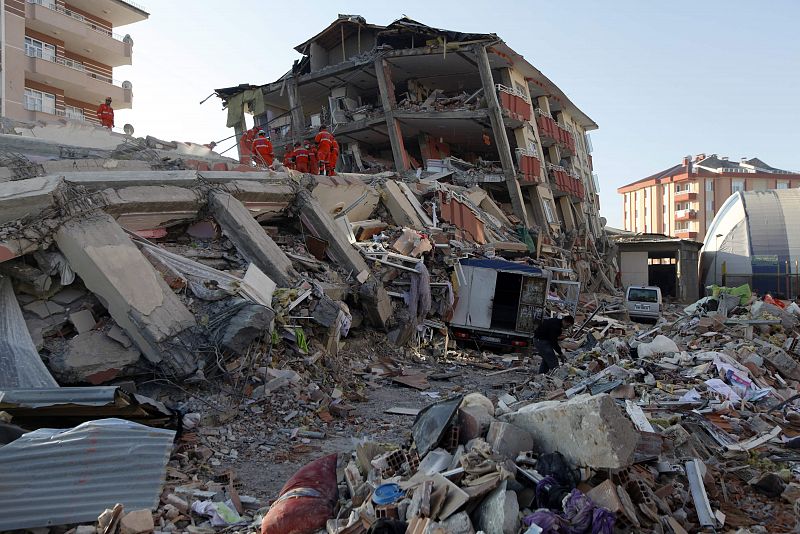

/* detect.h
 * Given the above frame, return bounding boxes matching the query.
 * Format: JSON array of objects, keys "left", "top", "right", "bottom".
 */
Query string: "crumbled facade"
[{"left": 216, "top": 16, "right": 614, "bottom": 286}]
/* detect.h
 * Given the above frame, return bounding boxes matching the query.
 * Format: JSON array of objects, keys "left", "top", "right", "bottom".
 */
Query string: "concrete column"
[
  {"left": 474, "top": 45, "right": 530, "bottom": 226},
  {"left": 558, "top": 196, "right": 576, "bottom": 232},
  {"left": 55, "top": 213, "right": 198, "bottom": 377},
  {"left": 296, "top": 190, "right": 392, "bottom": 328},
  {"left": 209, "top": 191, "right": 298, "bottom": 287},
  {"left": 374, "top": 57, "right": 410, "bottom": 171},
  {"left": 286, "top": 77, "right": 305, "bottom": 143}
]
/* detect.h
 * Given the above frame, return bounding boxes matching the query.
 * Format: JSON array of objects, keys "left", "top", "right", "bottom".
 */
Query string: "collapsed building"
[{"left": 215, "top": 16, "right": 616, "bottom": 287}]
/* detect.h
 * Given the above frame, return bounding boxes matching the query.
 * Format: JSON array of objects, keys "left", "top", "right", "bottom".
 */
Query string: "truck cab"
[{"left": 625, "top": 285, "right": 662, "bottom": 322}]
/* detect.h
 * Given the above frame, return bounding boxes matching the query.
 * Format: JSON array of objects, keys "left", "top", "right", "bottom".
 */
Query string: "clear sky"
[{"left": 114, "top": 0, "right": 800, "bottom": 228}]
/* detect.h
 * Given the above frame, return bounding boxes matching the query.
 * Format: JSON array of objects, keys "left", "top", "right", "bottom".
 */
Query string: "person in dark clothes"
[{"left": 534, "top": 315, "right": 575, "bottom": 374}]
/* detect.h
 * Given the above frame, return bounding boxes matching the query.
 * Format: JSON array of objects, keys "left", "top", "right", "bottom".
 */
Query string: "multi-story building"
[
  {"left": 215, "top": 16, "right": 606, "bottom": 252},
  {"left": 0, "top": 0, "right": 148, "bottom": 126},
  {"left": 619, "top": 154, "right": 800, "bottom": 240}
]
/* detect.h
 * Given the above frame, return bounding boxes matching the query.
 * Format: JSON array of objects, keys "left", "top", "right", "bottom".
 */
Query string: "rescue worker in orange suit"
[
  {"left": 283, "top": 144, "right": 294, "bottom": 169},
  {"left": 239, "top": 126, "right": 259, "bottom": 164},
  {"left": 96, "top": 97, "right": 114, "bottom": 129},
  {"left": 293, "top": 142, "right": 310, "bottom": 173},
  {"left": 314, "top": 125, "right": 334, "bottom": 175},
  {"left": 308, "top": 142, "right": 320, "bottom": 175},
  {"left": 327, "top": 139, "right": 339, "bottom": 176},
  {"left": 251, "top": 130, "right": 274, "bottom": 167}
]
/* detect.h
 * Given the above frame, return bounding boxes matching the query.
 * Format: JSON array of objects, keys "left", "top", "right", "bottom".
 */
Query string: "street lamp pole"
[{"left": 714, "top": 233, "right": 723, "bottom": 286}]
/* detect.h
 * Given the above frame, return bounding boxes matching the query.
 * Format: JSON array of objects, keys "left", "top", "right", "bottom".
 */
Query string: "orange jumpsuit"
[
  {"left": 252, "top": 137, "right": 274, "bottom": 166},
  {"left": 309, "top": 145, "right": 320, "bottom": 175},
  {"left": 97, "top": 103, "right": 114, "bottom": 129},
  {"left": 293, "top": 146, "right": 310, "bottom": 173},
  {"left": 283, "top": 145, "right": 294, "bottom": 169},
  {"left": 314, "top": 130, "right": 334, "bottom": 173},
  {"left": 239, "top": 127, "right": 258, "bottom": 164},
  {"left": 327, "top": 139, "right": 339, "bottom": 176}
]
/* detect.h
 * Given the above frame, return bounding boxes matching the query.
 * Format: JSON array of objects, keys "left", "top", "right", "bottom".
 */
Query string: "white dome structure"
[{"left": 700, "top": 189, "right": 800, "bottom": 297}]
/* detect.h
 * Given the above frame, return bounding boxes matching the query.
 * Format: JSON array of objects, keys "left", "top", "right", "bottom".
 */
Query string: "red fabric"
[{"left": 262, "top": 454, "right": 338, "bottom": 534}]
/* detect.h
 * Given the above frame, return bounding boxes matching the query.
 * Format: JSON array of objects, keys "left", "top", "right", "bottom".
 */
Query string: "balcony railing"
[
  {"left": 26, "top": 47, "right": 117, "bottom": 85},
  {"left": 27, "top": 0, "right": 125, "bottom": 41},
  {"left": 675, "top": 209, "right": 697, "bottom": 221}
]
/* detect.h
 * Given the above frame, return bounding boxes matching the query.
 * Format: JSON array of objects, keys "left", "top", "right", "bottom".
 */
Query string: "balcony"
[
  {"left": 26, "top": 0, "right": 132, "bottom": 67},
  {"left": 58, "top": 0, "right": 149, "bottom": 27},
  {"left": 674, "top": 228, "right": 699, "bottom": 240},
  {"left": 675, "top": 209, "right": 697, "bottom": 221},
  {"left": 516, "top": 149, "right": 541, "bottom": 184},
  {"left": 674, "top": 191, "right": 697, "bottom": 202},
  {"left": 535, "top": 109, "right": 558, "bottom": 146},
  {"left": 497, "top": 84, "right": 531, "bottom": 126},
  {"left": 547, "top": 164, "right": 585, "bottom": 200},
  {"left": 25, "top": 48, "right": 130, "bottom": 108}
]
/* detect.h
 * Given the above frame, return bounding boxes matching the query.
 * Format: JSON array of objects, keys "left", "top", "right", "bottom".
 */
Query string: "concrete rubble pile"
[{"left": 0, "top": 127, "right": 799, "bottom": 534}]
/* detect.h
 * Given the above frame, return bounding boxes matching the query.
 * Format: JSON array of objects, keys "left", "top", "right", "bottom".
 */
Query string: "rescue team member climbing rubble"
[
  {"left": 97, "top": 97, "right": 114, "bottom": 129},
  {"left": 251, "top": 130, "right": 274, "bottom": 167},
  {"left": 314, "top": 125, "right": 336, "bottom": 176},
  {"left": 293, "top": 142, "right": 310, "bottom": 173},
  {"left": 534, "top": 314, "right": 574, "bottom": 374}
]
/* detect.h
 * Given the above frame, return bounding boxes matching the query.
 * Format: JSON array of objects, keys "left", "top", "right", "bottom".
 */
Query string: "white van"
[{"left": 625, "top": 286, "right": 662, "bottom": 321}]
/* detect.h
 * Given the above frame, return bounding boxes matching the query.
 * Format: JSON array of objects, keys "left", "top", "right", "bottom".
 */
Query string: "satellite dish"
[{"left": 123, "top": 123, "right": 134, "bottom": 136}]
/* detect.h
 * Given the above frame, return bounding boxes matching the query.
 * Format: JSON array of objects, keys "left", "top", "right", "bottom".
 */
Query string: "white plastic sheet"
[{"left": 0, "top": 277, "right": 58, "bottom": 388}]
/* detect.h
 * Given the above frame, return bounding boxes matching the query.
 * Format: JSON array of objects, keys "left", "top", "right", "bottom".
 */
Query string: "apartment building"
[
  {"left": 0, "top": 0, "right": 148, "bottom": 126},
  {"left": 618, "top": 154, "right": 800, "bottom": 240},
  {"left": 216, "top": 16, "right": 605, "bottom": 250}
]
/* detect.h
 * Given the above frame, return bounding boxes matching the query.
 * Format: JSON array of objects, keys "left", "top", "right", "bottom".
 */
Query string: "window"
[
  {"left": 542, "top": 200, "right": 556, "bottom": 224},
  {"left": 675, "top": 221, "right": 689, "bottom": 231},
  {"left": 24, "top": 88, "right": 55, "bottom": 114},
  {"left": 65, "top": 105, "right": 84, "bottom": 121},
  {"left": 24, "top": 37, "right": 56, "bottom": 62},
  {"left": 777, "top": 181, "right": 789, "bottom": 190},
  {"left": 731, "top": 179, "right": 745, "bottom": 193},
  {"left": 706, "top": 199, "right": 714, "bottom": 213},
  {"left": 706, "top": 180, "right": 713, "bottom": 192}
]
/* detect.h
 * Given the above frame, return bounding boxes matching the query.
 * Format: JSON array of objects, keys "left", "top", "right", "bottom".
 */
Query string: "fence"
[{"left": 720, "top": 260, "right": 800, "bottom": 299}]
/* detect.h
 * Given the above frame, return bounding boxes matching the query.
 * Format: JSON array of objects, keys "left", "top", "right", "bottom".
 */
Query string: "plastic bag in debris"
[
  {"left": 711, "top": 283, "right": 752, "bottom": 306},
  {"left": 564, "top": 490, "right": 594, "bottom": 533},
  {"left": 636, "top": 335, "right": 679, "bottom": 357},
  {"left": 763, "top": 294, "right": 786, "bottom": 309},
  {"left": 536, "top": 476, "right": 571, "bottom": 510},
  {"left": 524, "top": 509, "right": 568, "bottom": 533},
  {"left": 704, "top": 378, "right": 742, "bottom": 402},
  {"left": 537, "top": 452, "right": 579, "bottom": 488},
  {"left": 262, "top": 453, "right": 339, "bottom": 534},
  {"left": 191, "top": 500, "right": 244, "bottom": 527}
]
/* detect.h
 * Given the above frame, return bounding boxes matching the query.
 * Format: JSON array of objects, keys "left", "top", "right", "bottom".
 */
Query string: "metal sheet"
[
  {"left": 0, "top": 387, "right": 174, "bottom": 430},
  {"left": 0, "top": 418, "right": 175, "bottom": 530},
  {"left": 685, "top": 459, "right": 717, "bottom": 529}
]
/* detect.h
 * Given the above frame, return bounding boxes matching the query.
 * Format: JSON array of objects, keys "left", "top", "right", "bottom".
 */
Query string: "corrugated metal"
[
  {"left": 0, "top": 418, "right": 175, "bottom": 530},
  {"left": 0, "top": 386, "right": 119, "bottom": 407}
]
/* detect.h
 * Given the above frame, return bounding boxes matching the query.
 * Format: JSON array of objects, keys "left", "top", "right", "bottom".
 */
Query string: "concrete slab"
[
  {"left": 55, "top": 213, "right": 198, "bottom": 376},
  {"left": 0, "top": 175, "right": 62, "bottom": 224},
  {"left": 311, "top": 175, "right": 379, "bottom": 221},
  {"left": 502, "top": 393, "right": 638, "bottom": 469},
  {"left": 48, "top": 330, "right": 141, "bottom": 385},
  {"left": 103, "top": 186, "right": 202, "bottom": 231},
  {"left": 69, "top": 309, "right": 96, "bottom": 334},
  {"left": 209, "top": 191, "right": 297, "bottom": 287},
  {"left": 381, "top": 180, "right": 424, "bottom": 229},
  {"left": 23, "top": 300, "right": 64, "bottom": 319},
  {"left": 50, "top": 287, "right": 86, "bottom": 305}
]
